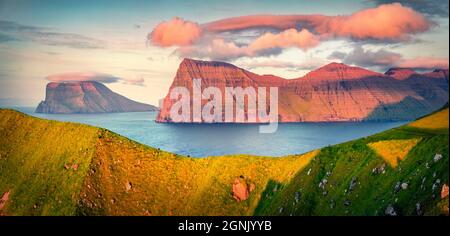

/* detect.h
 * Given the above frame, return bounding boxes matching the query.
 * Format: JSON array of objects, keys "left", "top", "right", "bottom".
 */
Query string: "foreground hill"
[
  {"left": 36, "top": 81, "right": 158, "bottom": 114},
  {"left": 157, "top": 59, "right": 448, "bottom": 122},
  {"left": 0, "top": 108, "right": 448, "bottom": 216}
]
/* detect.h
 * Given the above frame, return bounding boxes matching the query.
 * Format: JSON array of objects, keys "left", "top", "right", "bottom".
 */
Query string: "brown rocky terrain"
[
  {"left": 157, "top": 59, "right": 449, "bottom": 122},
  {"left": 36, "top": 81, "right": 158, "bottom": 114}
]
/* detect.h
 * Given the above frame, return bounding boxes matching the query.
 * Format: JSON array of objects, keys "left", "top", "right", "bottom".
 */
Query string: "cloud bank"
[
  {"left": 46, "top": 72, "right": 145, "bottom": 86},
  {"left": 0, "top": 21, "right": 105, "bottom": 49},
  {"left": 329, "top": 45, "right": 449, "bottom": 70},
  {"left": 148, "top": 3, "right": 433, "bottom": 61}
]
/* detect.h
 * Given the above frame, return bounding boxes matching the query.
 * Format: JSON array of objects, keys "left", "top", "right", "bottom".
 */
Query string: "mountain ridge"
[{"left": 157, "top": 58, "right": 449, "bottom": 123}]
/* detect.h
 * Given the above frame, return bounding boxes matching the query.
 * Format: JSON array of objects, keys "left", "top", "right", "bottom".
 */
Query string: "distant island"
[
  {"left": 36, "top": 81, "right": 158, "bottom": 114},
  {"left": 157, "top": 59, "right": 448, "bottom": 123}
]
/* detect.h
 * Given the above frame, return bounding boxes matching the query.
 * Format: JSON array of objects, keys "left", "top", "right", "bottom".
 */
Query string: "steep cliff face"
[
  {"left": 157, "top": 59, "right": 449, "bottom": 122},
  {"left": 36, "top": 81, "right": 158, "bottom": 114}
]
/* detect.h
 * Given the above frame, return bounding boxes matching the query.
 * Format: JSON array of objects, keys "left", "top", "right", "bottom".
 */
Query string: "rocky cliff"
[
  {"left": 36, "top": 81, "right": 158, "bottom": 114},
  {"left": 157, "top": 59, "right": 449, "bottom": 122}
]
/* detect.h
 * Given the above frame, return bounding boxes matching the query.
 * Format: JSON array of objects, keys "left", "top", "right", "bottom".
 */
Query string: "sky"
[{"left": 0, "top": 0, "right": 448, "bottom": 107}]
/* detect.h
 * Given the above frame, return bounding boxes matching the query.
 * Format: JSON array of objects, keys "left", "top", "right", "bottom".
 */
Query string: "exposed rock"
[
  {"left": 385, "top": 205, "right": 397, "bottom": 216},
  {"left": 344, "top": 200, "right": 351, "bottom": 207},
  {"left": 433, "top": 153, "right": 443, "bottom": 162},
  {"left": 232, "top": 177, "right": 254, "bottom": 202},
  {"left": 401, "top": 183, "right": 408, "bottom": 190},
  {"left": 349, "top": 177, "right": 358, "bottom": 191},
  {"left": 441, "top": 184, "right": 449, "bottom": 199},
  {"left": 36, "top": 81, "right": 158, "bottom": 114},
  {"left": 72, "top": 164, "right": 79, "bottom": 171},
  {"left": 126, "top": 182, "right": 133, "bottom": 191},
  {"left": 157, "top": 59, "right": 448, "bottom": 123},
  {"left": 372, "top": 164, "right": 386, "bottom": 175},
  {"left": 421, "top": 177, "right": 427, "bottom": 190},
  {"left": 394, "top": 182, "right": 402, "bottom": 193},
  {"left": 416, "top": 203, "right": 423, "bottom": 216},
  {"left": 0, "top": 191, "right": 10, "bottom": 211},
  {"left": 319, "top": 178, "right": 328, "bottom": 189},
  {"left": 294, "top": 191, "right": 301, "bottom": 204}
]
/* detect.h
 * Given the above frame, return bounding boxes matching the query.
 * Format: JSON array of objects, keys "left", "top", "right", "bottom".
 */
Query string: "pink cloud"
[
  {"left": 317, "top": 3, "right": 431, "bottom": 40},
  {"left": 149, "top": 17, "right": 202, "bottom": 47},
  {"left": 46, "top": 72, "right": 145, "bottom": 86},
  {"left": 177, "top": 29, "right": 319, "bottom": 60},
  {"left": 47, "top": 72, "right": 120, "bottom": 83},
  {"left": 149, "top": 3, "right": 433, "bottom": 61},
  {"left": 203, "top": 15, "right": 326, "bottom": 32},
  {"left": 203, "top": 3, "right": 430, "bottom": 41},
  {"left": 398, "top": 57, "right": 449, "bottom": 69},
  {"left": 248, "top": 29, "right": 320, "bottom": 52}
]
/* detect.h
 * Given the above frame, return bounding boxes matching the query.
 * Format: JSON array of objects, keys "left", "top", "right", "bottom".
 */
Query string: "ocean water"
[{"left": 12, "top": 107, "right": 407, "bottom": 157}]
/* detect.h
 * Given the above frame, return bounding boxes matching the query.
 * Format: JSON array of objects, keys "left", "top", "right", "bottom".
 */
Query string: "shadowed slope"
[{"left": 255, "top": 108, "right": 449, "bottom": 216}]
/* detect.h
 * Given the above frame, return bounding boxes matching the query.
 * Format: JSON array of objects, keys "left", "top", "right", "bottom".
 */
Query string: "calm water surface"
[{"left": 11, "top": 107, "right": 407, "bottom": 157}]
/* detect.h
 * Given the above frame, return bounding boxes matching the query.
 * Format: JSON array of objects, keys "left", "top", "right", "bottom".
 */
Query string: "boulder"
[
  {"left": 401, "top": 183, "right": 408, "bottom": 190},
  {"left": 441, "top": 184, "right": 449, "bottom": 199},
  {"left": 385, "top": 205, "right": 397, "bottom": 216},
  {"left": 232, "top": 177, "right": 255, "bottom": 202},
  {"left": 349, "top": 177, "right": 358, "bottom": 191},
  {"left": 433, "top": 153, "right": 443, "bottom": 162}
]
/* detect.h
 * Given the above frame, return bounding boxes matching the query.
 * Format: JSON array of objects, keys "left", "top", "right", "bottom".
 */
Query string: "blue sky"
[{"left": 0, "top": 0, "right": 448, "bottom": 106}]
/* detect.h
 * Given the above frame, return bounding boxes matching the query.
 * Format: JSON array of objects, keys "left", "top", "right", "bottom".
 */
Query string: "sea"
[{"left": 9, "top": 107, "right": 407, "bottom": 157}]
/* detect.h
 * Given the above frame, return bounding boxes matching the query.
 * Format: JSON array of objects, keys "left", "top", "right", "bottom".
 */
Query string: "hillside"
[
  {"left": 36, "top": 81, "right": 158, "bottom": 114},
  {"left": 157, "top": 59, "right": 448, "bottom": 122},
  {"left": 0, "top": 108, "right": 448, "bottom": 216}
]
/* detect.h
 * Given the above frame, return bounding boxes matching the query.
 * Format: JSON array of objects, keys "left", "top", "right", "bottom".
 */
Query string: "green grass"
[
  {"left": 0, "top": 109, "right": 317, "bottom": 216},
  {"left": 254, "top": 110, "right": 449, "bottom": 216},
  {"left": 0, "top": 109, "right": 99, "bottom": 215},
  {"left": 0, "top": 108, "right": 448, "bottom": 216}
]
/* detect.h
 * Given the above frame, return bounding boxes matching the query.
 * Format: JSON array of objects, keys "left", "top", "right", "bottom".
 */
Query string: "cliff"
[
  {"left": 35, "top": 81, "right": 158, "bottom": 114},
  {"left": 157, "top": 59, "right": 449, "bottom": 122}
]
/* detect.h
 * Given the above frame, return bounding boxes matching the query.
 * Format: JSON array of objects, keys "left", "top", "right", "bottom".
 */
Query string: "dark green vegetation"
[
  {"left": 255, "top": 124, "right": 448, "bottom": 216},
  {"left": 0, "top": 108, "right": 448, "bottom": 216}
]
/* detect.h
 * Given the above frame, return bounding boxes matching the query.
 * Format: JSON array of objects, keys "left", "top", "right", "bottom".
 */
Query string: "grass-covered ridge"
[
  {"left": 0, "top": 108, "right": 448, "bottom": 216},
  {"left": 255, "top": 108, "right": 449, "bottom": 216},
  {"left": 0, "top": 109, "right": 317, "bottom": 216}
]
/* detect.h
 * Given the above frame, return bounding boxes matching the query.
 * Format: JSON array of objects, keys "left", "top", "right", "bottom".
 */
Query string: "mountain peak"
[
  {"left": 319, "top": 62, "right": 352, "bottom": 70},
  {"left": 303, "top": 62, "right": 381, "bottom": 80},
  {"left": 181, "top": 58, "right": 237, "bottom": 69},
  {"left": 384, "top": 67, "right": 416, "bottom": 80}
]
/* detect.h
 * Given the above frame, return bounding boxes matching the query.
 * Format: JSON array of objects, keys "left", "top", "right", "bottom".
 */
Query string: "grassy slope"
[
  {"left": 0, "top": 109, "right": 99, "bottom": 215},
  {"left": 0, "top": 108, "right": 448, "bottom": 216},
  {"left": 0, "top": 109, "right": 317, "bottom": 216},
  {"left": 255, "top": 108, "right": 449, "bottom": 216}
]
